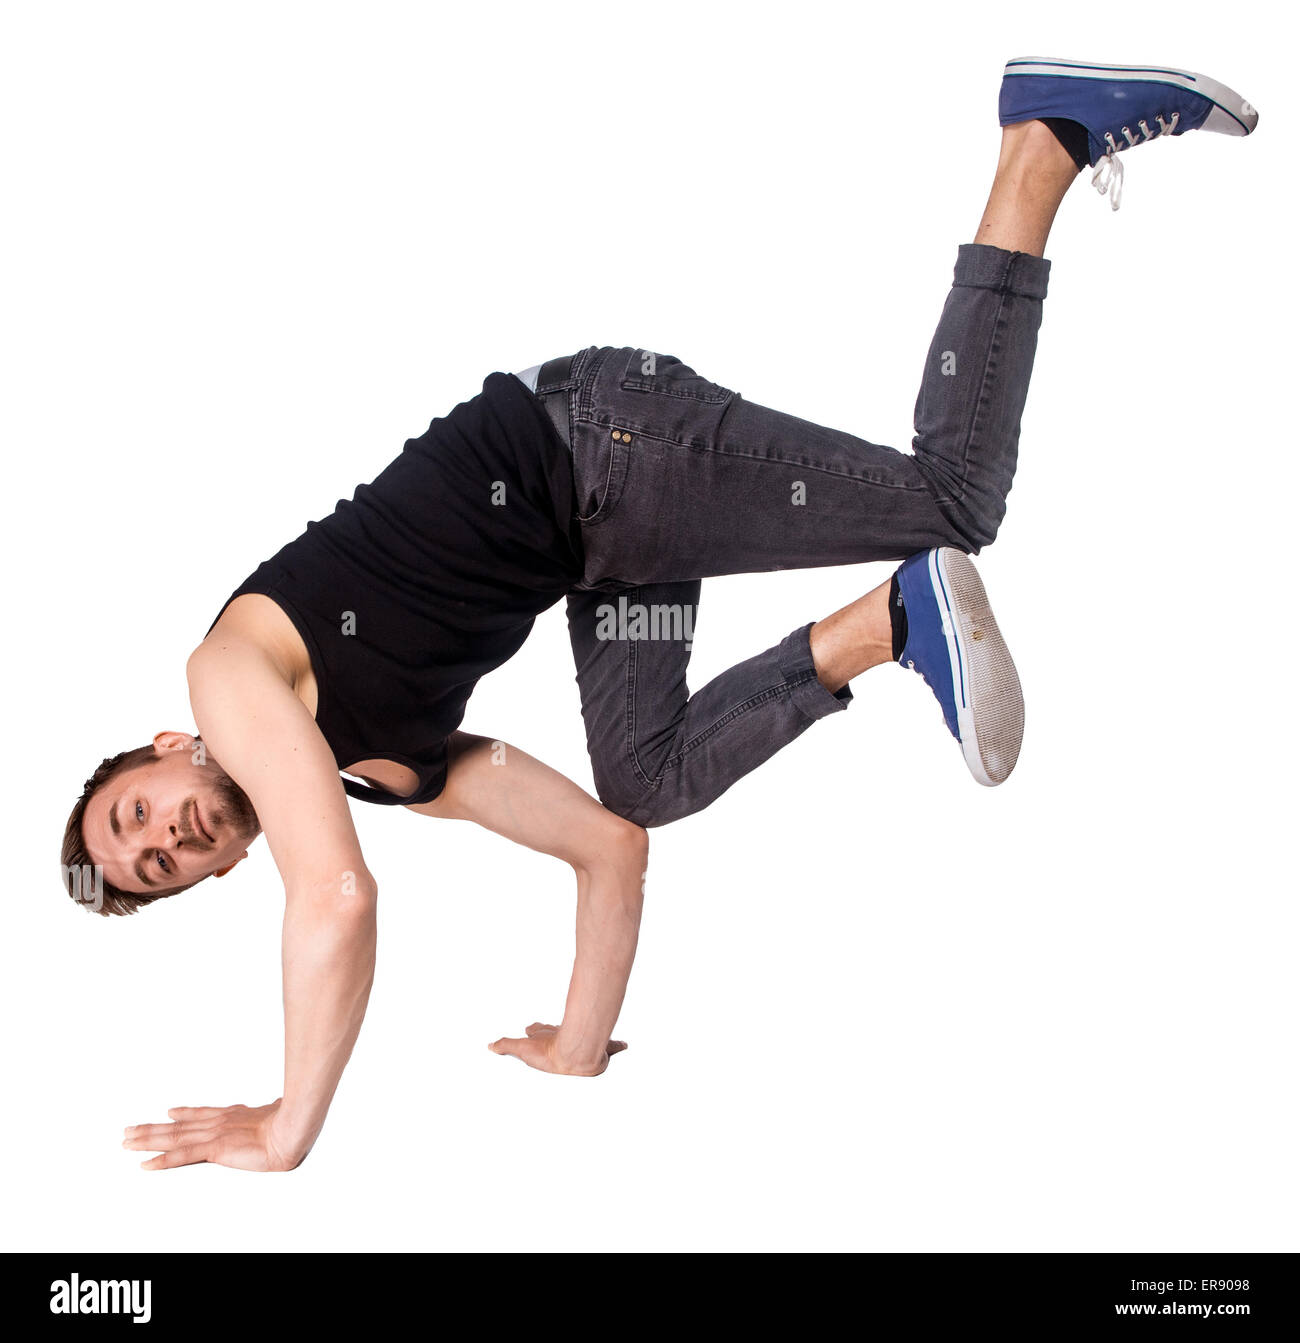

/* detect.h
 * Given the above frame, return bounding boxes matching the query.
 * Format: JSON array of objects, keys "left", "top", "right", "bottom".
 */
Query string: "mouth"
[{"left": 192, "top": 800, "right": 215, "bottom": 845}]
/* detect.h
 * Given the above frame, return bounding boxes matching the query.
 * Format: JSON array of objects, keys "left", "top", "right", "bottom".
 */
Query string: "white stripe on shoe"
[
  {"left": 932, "top": 548, "right": 1025, "bottom": 786},
  {"left": 1003, "top": 57, "right": 1258, "bottom": 136}
]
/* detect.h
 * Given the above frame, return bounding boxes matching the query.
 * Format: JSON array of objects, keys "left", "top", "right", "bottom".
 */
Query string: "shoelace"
[{"left": 1090, "top": 112, "right": 1180, "bottom": 211}]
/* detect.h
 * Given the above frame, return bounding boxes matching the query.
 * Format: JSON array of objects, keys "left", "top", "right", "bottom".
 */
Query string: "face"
[{"left": 82, "top": 732, "right": 261, "bottom": 896}]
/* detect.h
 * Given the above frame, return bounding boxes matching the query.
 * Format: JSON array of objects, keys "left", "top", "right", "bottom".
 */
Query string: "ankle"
[
  {"left": 997, "top": 119, "right": 1080, "bottom": 184},
  {"left": 1000, "top": 117, "right": 1066, "bottom": 159},
  {"left": 809, "top": 582, "right": 895, "bottom": 691}
]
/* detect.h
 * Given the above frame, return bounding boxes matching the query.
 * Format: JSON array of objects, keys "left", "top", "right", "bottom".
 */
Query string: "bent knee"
[
  {"left": 938, "top": 499, "right": 1004, "bottom": 555},
  {"left": 915, "top": 462, "right": 1007, "bottom": 553},
  {"left": 577, "top": 809, "right": 650, "bottom": 873}
]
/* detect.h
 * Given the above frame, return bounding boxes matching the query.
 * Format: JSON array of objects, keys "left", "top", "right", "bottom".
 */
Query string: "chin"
[{"left": 210, "top": 773, "right": 260, "bottom": 841}]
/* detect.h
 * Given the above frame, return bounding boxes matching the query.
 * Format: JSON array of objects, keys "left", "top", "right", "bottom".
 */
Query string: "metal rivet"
[
  {"left": 611, "top": 429, "right": 620, "bottom": 439},
  {"left": 621, "top": 432, "right": 632, "bottom": 443}
]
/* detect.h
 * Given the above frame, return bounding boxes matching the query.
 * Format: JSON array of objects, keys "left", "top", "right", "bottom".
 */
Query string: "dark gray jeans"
[{"left": 540, "top": 243, "right": 1051, "bottom": 826}]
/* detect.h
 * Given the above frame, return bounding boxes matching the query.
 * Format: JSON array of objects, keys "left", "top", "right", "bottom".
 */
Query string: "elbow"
[
  {"left": 289, "top": 874, "right": 378, "bottom": 923},
  {"left": 336, "top": 875, "right": 379, "bottom": 922},
  {"left": 341, "top": 879, "right": 379, "bottom": 922}
]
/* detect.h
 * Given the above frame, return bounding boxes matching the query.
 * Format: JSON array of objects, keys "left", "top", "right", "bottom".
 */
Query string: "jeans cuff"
[
  {"left": 953, "top": 243, "right": 1051, "bottom": 300},
  {"left": 778, "top": 623, "right": 854, "bottom": 723}
]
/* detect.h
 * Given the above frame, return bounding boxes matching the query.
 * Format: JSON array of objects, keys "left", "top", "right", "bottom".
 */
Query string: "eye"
[
  {"left": 136, "top": 801, "right": 144, "bottom": 823},
  {"left": 155, "top": 851, "right": 169, "bottom": 874}
]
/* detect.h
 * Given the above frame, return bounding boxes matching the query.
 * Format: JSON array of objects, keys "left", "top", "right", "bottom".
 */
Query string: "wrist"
[
  {"left": 548, "top": 1031, "right": 607, "bottom": 1076},
  {"left": 267, "top": 1110, "right": 316, "bottom": 1169}
]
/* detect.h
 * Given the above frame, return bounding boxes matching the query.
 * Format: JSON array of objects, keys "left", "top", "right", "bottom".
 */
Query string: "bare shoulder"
[
  {"left": 186, "top": 601, "right": 372, "bottom": 894},
  {"left": 192, "top": 593, "right": 310, "bottom": 691}
]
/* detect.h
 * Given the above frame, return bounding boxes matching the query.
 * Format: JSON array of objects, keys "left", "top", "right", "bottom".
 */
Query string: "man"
[{"left": 61, "top": 57, "right": 1257, "bottom": 1171}]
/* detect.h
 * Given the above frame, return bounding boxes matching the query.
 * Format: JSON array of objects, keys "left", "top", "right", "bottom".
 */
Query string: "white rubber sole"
[
  {"left": 1003, "top": 56, "right": 1258, "bottom": 136},
  {"left": 929, "top": 548, "right": 1024, "bottom": 787}
]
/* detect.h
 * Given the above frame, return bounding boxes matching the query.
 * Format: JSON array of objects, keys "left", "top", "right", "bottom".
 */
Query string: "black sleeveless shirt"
[{"left": 207, "top": 372, "right": 583, "bottom": 805}]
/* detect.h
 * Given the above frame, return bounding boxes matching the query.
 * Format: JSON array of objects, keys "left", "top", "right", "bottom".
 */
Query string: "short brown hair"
[{"left": 60, "top": 745, "right": 202, "bottom": 917}]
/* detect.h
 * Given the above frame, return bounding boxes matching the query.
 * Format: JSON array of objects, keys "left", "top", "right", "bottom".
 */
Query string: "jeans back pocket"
[{"left": 619, "top": 349, "right": 732, "bottom": 403}]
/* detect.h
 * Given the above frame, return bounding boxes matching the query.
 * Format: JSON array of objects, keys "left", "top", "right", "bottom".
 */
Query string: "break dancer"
[{"left": 60, "top": 57, "right": 1258, "bottom": 1170}]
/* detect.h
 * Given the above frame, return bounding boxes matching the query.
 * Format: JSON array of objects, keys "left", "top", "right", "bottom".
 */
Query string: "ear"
[
  {"left": 213, "top": 851, "right": 249, "bottom": 878},
  {"left": 153, "top": 730, "right": 198, "bottom": 754}
]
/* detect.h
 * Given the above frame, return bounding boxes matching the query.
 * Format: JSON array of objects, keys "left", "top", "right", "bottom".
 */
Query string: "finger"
[
  {"left": 122, "top": 1108, "right": 227, "bottom": 1137},
  {"left": 141, "top": 1143, "right": 212, "bottom": 1171},
  {"left": 125, "top": 1124, "right": 220, "bottom": 1152},
  {"left": 607, "top": 1040, "right": 629, "bottom": 1055},
  {"left": 524, "top": 1023, "right": 558, "bottom": 1038},
  {"left": 489, "top": 1037, "right": 526, "bottom": 1057},
  {"left": 125, "top": 1120, "right": 222, "bottom": 1140},
  {"left": 124, "top": 1122, "right": 191, "bottom": 1142}
]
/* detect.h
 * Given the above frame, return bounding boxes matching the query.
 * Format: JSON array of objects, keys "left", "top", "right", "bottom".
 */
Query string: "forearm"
[
  {"left": 553, "top": 845, "right": 646, "bottom": 1073},
  {"left": 413, "top": 732, "right": 650, "bottom": 1076},
  {"left": 271, "top": 885, "right": 378, "bottom": 1164}
]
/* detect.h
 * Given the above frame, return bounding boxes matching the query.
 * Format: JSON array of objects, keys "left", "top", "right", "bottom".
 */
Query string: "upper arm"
[
  {"left": 407, "top": 732, "right": 647, "bottom": 873},
  {"left": 186, "top": 639, "right": 375, "bottom": 900}
]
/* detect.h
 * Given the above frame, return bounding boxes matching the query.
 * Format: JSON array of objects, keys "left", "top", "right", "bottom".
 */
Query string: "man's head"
[{"left": 61, "top": 732, "right": 262, "bottom": 916}]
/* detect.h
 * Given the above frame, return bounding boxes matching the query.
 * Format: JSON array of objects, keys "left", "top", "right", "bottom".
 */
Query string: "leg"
[
  {"left": 903, "top": 121, "right": 1075, "bottom": 554},
  {"left": 564, "top": 125, "right": 1078, "bottom": 817},
  {"left": 975, "top": 118, "right": 1079, "bottom": 256},
  {"left": 808, "top": 120, "right": 1078, "bottom": 687},
  {"left": 566, "top": 583, "right": 850, "bottom": 827},
  {"left": 571, "top": 151, "right": 1069, "bottom": 591}
]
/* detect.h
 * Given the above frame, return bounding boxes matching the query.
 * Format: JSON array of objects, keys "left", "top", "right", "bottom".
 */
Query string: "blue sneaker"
[
  {"left": 894, "top": 548, "right": 1023, "bottom": 787},
  {"left": 999, "top": 56, "right": 1259, "bottom": 209}
]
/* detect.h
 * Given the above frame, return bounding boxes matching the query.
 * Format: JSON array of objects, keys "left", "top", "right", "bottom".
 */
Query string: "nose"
[{"left": 148, "top": 813, "right": 187, "bottom": 853}]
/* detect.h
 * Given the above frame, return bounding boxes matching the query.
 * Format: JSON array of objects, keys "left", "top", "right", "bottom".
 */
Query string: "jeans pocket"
[
  {"left": 572, "top": 418, "right": 632, "bottom": 525},
  {"left": 619, "top": 349, "right": 733, "bottom": 403}
]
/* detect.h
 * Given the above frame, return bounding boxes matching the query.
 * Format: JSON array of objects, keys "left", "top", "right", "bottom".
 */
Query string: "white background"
[{"left": 4, "top": 0, "right": 1296, "bottom": 1252}]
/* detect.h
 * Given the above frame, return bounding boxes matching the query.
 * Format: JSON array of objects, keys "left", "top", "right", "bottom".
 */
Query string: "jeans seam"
[
  {"left": 586, "top": 420, "right": 930, "bottom": 493},
  {"left": 622, "top": 588, "right": 658, "bottom": 792},
  {"left": 620, "top": 383, "right": 732, "bottom": 404},
  {"left": 659, "top": 677, "right": 813, "bottom": 774},
  {"left": 576, "top": 346, "right": 615, "bottom": 420},
  {"left": 950, "top": 289, "right": 1010, "bottom": 504}
]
